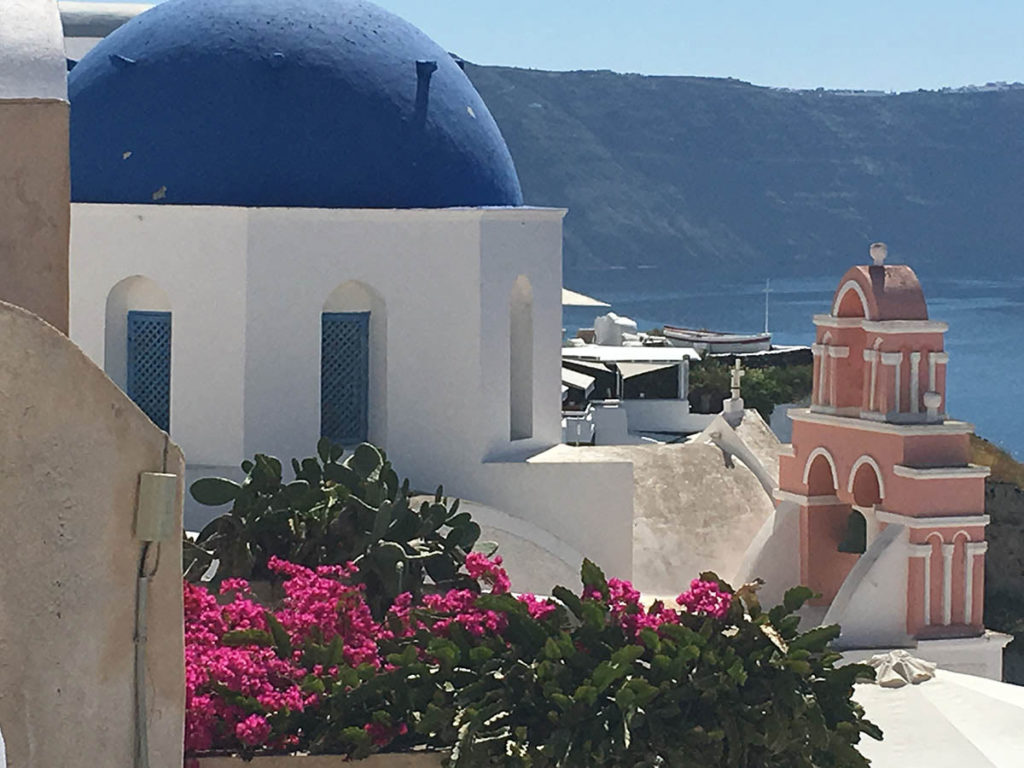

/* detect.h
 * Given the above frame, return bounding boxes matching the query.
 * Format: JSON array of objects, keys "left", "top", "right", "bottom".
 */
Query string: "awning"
[
  {"left": 561, "top": 368, "right": 595, "bottom": 396},
  {"left": 561, "top": 358, "right": 614, "bottom": 376},
  {"left": 616, "top": 361, "right": 679, "bottom": 379},
  {"left": 562, "top": 288, "right": 610, "bottom": 307}
]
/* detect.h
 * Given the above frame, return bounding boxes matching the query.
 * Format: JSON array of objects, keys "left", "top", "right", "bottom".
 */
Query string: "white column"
[
  {"left": 812, "top": 343, "right": 826, "bottom": 405},
  {"left": 927, "top": 351, "right": 949, "bottom": 413},
  {"left": 827, "top": 345, "right": 849, "bottom": 406},
  {"left": 863, "top": 348, "right": 879, "bottom": 411},
  {"left": 881, "top": 352, "right": 903, "bottom": 413},
  {"left": 942, "top": 543, "right": 955, "bottom": 625},
  {"left": 910, "top": 351, "right": 921, "bottom": 414},
  {"left": 910, "top": 544, "right": 932, "bottom": 626},
  {"left": 964, "top": 541, "right": 988, "bottom": 625}
]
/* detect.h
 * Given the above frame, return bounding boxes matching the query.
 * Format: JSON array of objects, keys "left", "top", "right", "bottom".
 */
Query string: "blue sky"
[{"left": 98, "top": 1, "right": 1024, "bottom": 91}]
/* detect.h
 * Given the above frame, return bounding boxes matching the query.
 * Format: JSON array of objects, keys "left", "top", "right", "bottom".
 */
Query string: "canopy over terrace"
[{"left": 562, "top": 345, "right": 699, "bottom": 402}]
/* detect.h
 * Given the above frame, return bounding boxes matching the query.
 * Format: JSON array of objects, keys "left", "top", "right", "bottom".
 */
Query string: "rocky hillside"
[{"left": 466, "top": 65, "right": 1024, "bottom": 284}]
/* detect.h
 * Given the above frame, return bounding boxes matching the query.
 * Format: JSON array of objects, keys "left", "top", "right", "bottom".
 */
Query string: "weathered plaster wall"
[
  {"left": 0, "top": 300, "right": 184, "bottom": 767},
  {"left": 0, "top": 101, "right": 70, "bottom": 332},
  {"left": 545, "top": 435, "right": 775, "bottom": 597}
]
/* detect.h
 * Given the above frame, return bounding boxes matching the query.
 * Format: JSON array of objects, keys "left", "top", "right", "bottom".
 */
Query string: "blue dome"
[{"left": 68, "top": 0, "right": 523, "bottom": 208}]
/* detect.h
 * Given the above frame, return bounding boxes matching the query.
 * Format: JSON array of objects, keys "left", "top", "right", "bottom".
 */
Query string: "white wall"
[
  {"left": 71, "top": 204, "right": 635, "bottom": 580},
  {"left": 479, "top": 212, "right": 565, "bottom": 459},
  {"left": 1, "top": 0, "right": 67, "bottom": 100},
  {"left": 735, "top": 500, "right": 802, "bottom": 607},
  {"left": 622, "top": 400, "right": 713, "bottom": 434},
  {"left": 243, "top": 208, "right": 485, "bottom": 471},
  {"left": 70, "top": 205, "right": 248, "bottom": 466},
  {"left": 825, "top": 524, "right": 911, "bottom": 649}
]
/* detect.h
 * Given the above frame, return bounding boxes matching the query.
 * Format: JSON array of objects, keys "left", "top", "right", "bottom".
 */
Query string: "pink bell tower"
[{"left": 778, "top": 244, "right": 991, "bottom": 642}]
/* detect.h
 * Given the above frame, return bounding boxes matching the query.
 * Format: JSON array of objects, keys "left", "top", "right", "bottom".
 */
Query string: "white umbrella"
[{"left": 853, "top": 650, "right": 1024, "bottom": 768}]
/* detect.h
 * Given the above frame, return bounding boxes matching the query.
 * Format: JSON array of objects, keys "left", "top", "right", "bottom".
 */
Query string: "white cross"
[{"left": 730, "top": 359, "right": 745, "bottom": 399}]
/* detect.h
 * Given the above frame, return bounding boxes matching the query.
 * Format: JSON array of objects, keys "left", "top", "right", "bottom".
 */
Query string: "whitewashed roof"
[
  {"left": 854, "top": 657, "right": 1024, "bottom": 768},
  {"left": 0, "top": 0, "right": 67, "bottom": 100}
]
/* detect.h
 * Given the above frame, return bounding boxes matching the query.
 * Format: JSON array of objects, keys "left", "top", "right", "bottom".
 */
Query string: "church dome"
[{"left": 68, "top": 0, "right": 523, "bottom": 209}]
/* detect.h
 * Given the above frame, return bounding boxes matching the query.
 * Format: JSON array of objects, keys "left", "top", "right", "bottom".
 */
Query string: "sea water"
[{"left": 564, "top": 273, "right": 1024, "bottom": 459}]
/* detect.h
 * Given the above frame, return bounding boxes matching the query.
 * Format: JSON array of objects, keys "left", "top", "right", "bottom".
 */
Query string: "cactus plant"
[{"left": 185, "top": 439, "right": 486, "bottom": 617}]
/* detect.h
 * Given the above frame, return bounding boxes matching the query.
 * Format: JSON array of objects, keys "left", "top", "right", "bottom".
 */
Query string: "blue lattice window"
[
  {"left": 126, "top": 310, "right": 171, "bottom": 431},
  {"left": 321, "top": 312, "right": 370, "bottom": 444}
]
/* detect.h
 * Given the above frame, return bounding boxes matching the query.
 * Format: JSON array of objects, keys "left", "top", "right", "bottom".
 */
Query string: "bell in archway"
[{"left": 837, "top": 510, "right": 867, "bottom": 554}]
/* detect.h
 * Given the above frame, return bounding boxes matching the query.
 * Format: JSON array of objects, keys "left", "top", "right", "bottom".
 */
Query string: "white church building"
[
  {"left": 61, "top": 0, "right": 633, "bottom": 591},
  {"left": 47, "top": 0, "right": 1011, "bottom": 682}
]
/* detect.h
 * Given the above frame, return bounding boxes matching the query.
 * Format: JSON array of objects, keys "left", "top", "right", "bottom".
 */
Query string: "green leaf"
[
  {"left": 783, "top": 585, "right": 816, "bottom": 613},
  {"left": 324, "top": 462, "right": 360, "bottom": 489},
  {"left": 473, "top": 540, "right": 500, "bottom": 558},
  {"left": 190, "top": 477, "right": 241, "bottom": 506},
  {"left": 789, "top": 624, "right": 841, "bottom": 652},
  {"left": 347, "top": 443, "right": 383, "bottom": 480},
  {"left": 264, "top": 612, "right": 294, "bottom": 660},
  {"left": 456, "top": 521, "right": 481, "bottom": 550},
  {"left": 317, "top": 437, "right": 331, "bottom": 463},
  {"left": 580, "top": 558, "right": 608, "bottom": 596},
  {"left": 552, "top": 586, "right": 584, "bottom": 619},
  {"left": 371, "top": 500, "right": 393, "bottom": 540},
  {"left": 221, "top": 628, "right": 274, "bottom": 647}
]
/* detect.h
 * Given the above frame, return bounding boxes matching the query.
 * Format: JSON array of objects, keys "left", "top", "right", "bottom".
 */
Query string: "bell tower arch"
[{"left": 778, "top": 243, "right": 991, "bottom": 644}]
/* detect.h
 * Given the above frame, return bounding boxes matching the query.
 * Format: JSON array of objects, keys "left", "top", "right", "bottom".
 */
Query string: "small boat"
[{"left": 663, "top": 325, "right": 772, "bottom": 354}]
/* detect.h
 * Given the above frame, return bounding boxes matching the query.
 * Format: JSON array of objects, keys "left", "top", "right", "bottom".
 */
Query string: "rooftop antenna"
[{"left": 763, "top": 278, "right": 771, "bottom": 334}]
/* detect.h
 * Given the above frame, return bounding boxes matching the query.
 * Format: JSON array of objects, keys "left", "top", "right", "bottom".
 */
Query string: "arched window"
[
  {"left": 509, "top": 275, "right": 533, "bottom": 440},
  {"left": 105, "top": 276, "right": 172, "bottom": 431},
  {"left": 321, "top": 281, "right": 386, "bottom": 445}
]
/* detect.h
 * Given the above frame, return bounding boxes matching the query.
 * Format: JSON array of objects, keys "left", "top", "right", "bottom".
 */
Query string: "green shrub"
[{"left": 184, "top": 440, "right": 485, "bottom": 618}]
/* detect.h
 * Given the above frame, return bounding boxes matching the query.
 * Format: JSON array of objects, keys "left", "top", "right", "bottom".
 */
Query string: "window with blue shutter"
[
  {"left": 321, "top": 311, "right": 370, "bottom": 444},
  {"left": 126, "top": 310, "right": 171, "bottom": 431}
]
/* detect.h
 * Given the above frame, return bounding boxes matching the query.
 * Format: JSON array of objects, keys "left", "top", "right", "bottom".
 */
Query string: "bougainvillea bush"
[{"left": 185, "top": 553, "right": 881, "bottom": 767}]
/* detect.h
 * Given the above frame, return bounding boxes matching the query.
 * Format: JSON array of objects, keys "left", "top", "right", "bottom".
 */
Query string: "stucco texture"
[
  {"left": 0, "top": 100, "right": 69, "bottom": 331},
  {"left": 545, "top": 412, "right": 778, "bottom": 597},
  {"left": 0, "top": 300, "right": 183, "bottom": 767}
]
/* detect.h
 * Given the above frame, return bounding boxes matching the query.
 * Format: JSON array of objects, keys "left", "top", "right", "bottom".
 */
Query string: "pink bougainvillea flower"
[{"left": 677, "top": 578, "right": 732, "bottom": 619}]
